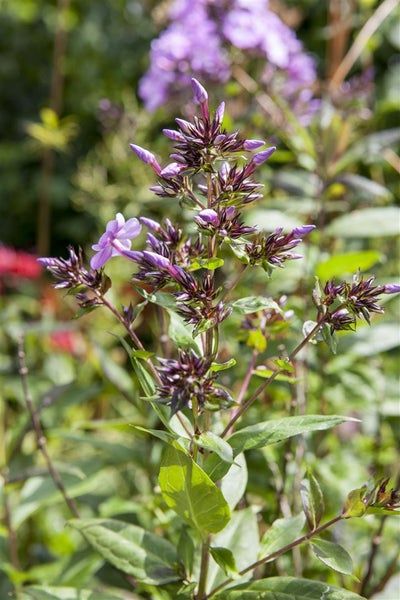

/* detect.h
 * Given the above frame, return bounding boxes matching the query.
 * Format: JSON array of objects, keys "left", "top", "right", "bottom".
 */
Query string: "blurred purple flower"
[
  {"left": 91, "top": 213, "right": 142, "bottom": 270},
  {"left": 138, "top": 0, "right": 319, "bottom": 123}
]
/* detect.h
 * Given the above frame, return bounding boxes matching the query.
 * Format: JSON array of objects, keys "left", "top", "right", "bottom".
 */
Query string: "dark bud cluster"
[
  {"left": 246, "top": 225, "right": 315, "bottom": 272},
  {"left": 156, "top": 348, "right": 232, "bottom": 415},
  {"left": 321, "top": 274, "right": 400, "bottom": 332},
  {"left": 38, "top": 246, "right": 108, "bottom": 309}
]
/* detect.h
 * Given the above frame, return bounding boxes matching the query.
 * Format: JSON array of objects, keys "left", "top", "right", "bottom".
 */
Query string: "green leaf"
[
  {"left": 310, "top": 538, "right": 354, "bottom": 576},
  {"left": 301, "top": 471, "right": 324, "bottom": 530},
  {"left": 220, "top": 453, "right": 248, "bottom": 510},
  {"left": 342, "top": 488, "right": 368, "bottom": 518},
  {"left": 190, "top": 257, "right": 224, "bottom": 270},
  {"left": 259, "top": 514, "right": 305, "bottom": 560},
  {"left": 253, "top": 367, "right": 299, "bottom": 384},
  {"left": 209, "top": 358, "right": 237, "bottom": 373},
  {"left": 232, "top": 296, "right": 282, "bottom": 315},
  {"left": 209, "top": 546, "right": 238, "bottom": 579},
  {"left": 68, "top": 518, "right": 180, "bottom": 585},
  {"left": 326, "top": 207, "right": 400, "bottom": 238},
  {"left": 158, "top": 442, "right": 231, "bottom": 534},
  {"left": 228, "top": 415, "right": 354, "bottom": 455},
  {"left": 316, "top": 250, "right": 382, "bottom": 280},
  {"left": 166, "top": 308, "right": 201, "bottom": 351},
  {"left": 19, "top": 588, "right": 122, "bottom": 600},
  {"left": 194, "top": 432, "right": 234, "bottom": 464},
  {"left": 208, "top": 508, "right": 259, "bottom": 592},
  {"left": 213, "top": 576, "right": 366, "bottom": 599}
]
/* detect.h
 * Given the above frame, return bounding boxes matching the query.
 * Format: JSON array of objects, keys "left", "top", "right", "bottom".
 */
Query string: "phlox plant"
[{"left": 35, "top": 79, "right": 399, "bottom": 600}]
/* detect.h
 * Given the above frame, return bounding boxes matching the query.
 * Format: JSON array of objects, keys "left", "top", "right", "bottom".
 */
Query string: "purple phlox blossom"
[
  {"left": 138, "top": 0, "right": 319, "bottom": 123},
  {"left": 251, "top": 146, "right": 276, "bottom": 166},
  {"left": 90, "top": 213, "right": 142, "bottom": 270}
]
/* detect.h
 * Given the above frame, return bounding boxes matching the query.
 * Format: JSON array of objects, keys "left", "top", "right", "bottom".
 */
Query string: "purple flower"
[{"left": 90, "top": 213, "right": 142, "bottom": 270}]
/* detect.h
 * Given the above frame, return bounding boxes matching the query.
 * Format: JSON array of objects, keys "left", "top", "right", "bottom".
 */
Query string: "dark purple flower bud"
[
  {"left": 142, "top": 250, "right": 172, "bottom": 271},
  {"left": 252, "top": 146, "right": 276, "bottom": 165},
  {"left": 140, "top": 217, "right": 161, "bottom": 232},
  {"left": 244, "top": 139, "right": 266, "bottom": 151},
  {"left": 162, "top": 128, "right": 185, "bottom": 141},
  {"left": 384, "top": 283, "right": 400, "bottom": 294},
  {"left": 214, "top": 101, "right": 225, "bottom": 125},
  {"left": 130, "top": 144, "right": 162, "bottom": 175},
  {"left": 175, "top": 118, "right": 193, "bottom": 134}
]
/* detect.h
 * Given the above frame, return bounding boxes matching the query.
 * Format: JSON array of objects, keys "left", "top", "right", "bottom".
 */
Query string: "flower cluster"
[
  {"left": 246, "top": 225, "right": 316, "bottom": 272},
  {"left": 139, "top": 0, "right": 319, "bottom": 123},
  {"left": 38, "top": 246, "right": 108, "bottom": 309},
  {"left": 320, "top": 274, "right": 400, "bottom": 332},
  {"left": 156, "top": 349, "right": 232, "bottom": 415}
]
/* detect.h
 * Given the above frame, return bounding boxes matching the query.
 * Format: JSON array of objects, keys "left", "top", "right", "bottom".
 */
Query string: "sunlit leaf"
[
  {"left": 158, "top": 442, "right": 231, "bottom": 534},
  {"left": 20, "top": 587, "right": 121, "bottom": 600},
  {"left": 228, "top": 415, "right": 355, "bottom": 455},
  {"left": 326, "top": 207, "right": 400, "bottom": 238},
  {"left": 316, "top": 250, "right": 382, "bottom": 280}
]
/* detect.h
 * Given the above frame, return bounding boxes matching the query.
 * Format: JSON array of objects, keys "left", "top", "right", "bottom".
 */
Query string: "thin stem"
[
  {"left": 220, "top": 264, "right": 249, "bottom": 305},
  {"left": 221, "top": 318, "right": 325, "bottom": 438},
  {"left": 17, "top": 336, "right": 80, "bottom": 518},
  {"left": 204, "top": 514, "right": 343, "bottom": 599},
  {"left": 225, "top": 350, "right": 258, "bottom": 437},
  {"left": 98, "top": 294, "right": 162, "bottom": 385},
  {"left": 197, "top": 537, "right": 211, "bottom": 600},
  {"left": 329, "top": 0, "right": 399, "bottom": 90},
  {"left": 359, "top": 516, "right": 387, "bottom": 597}
]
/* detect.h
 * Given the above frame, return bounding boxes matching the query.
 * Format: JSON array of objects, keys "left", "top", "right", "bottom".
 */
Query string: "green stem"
[
  {"left": 205, "top": 514, "right": 343, "bottom": 599},
  {"left": 221, "top": 318, "right": 326, "bottom": 438},
  {"left": 197, "top": 537, "right": 211, "bottom": 600}
]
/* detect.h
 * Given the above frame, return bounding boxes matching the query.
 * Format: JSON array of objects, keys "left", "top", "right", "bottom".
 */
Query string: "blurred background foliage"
[{"left": 0, "top": 0, "right": 399, "bottom": 598}]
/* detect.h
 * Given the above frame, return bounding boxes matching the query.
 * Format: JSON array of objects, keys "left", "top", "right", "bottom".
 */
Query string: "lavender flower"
[{"left": 90, "top": 213, "right": 142, "bottom": 270}]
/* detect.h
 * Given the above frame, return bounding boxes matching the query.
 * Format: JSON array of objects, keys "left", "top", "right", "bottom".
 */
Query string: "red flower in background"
[{"left": 0, "top": 245, "right": 42, "bottom": 280}]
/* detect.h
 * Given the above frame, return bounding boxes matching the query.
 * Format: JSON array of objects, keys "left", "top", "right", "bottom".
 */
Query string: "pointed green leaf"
[
  {"left": 301, "top": 471, "right": 325, "bottom": 530},
  {"left": 68, "top": 518, "right": 180, "bottom": 585},
  {"left": 213, "top": 576, "right": 366, "bottom": 599},
  {"left": 158, "top": 442, "right": 231, "bottom": 534},
  {"left": 194, "top": 432, "right": 234, "bottom": 464},
  {"left": 209, "top": 546, "right": 238, "bottom": 579},
  {"left": 342, "top": 488, "right": 367, "bottom": 518},
  {"left": 311, "top": 538, "right": 354, "bottom": 576},
  {"left": 228, "top": 415, "right": 355, "bottom": 455},
  {"left": 259, "top": 514, "right": 305, "bottom": 560},
  {"left": 208, "top": 507, "right": 259, "bottom": 592},
  {"left": 209, "top": 358, "right": 237, "bottom": 373}
]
